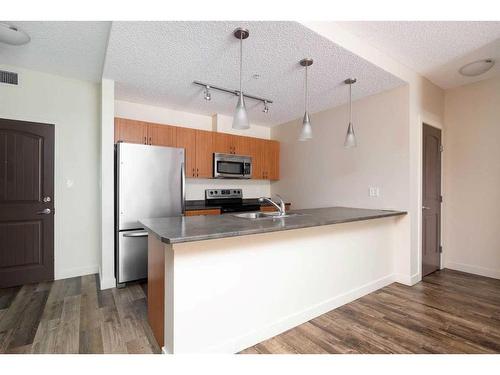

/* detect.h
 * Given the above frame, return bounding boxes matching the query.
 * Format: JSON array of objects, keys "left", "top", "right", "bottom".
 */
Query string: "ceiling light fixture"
[
  {"left": 0, "top": 23, "right": 30, "bottom": 45},
  {"left": 344, "top": 78, "right": 357, "bottom": 148},
  {"left": 298, "top": 58, "right": 313, "bottom": 141},
  {"left": 232, "top": 27, "right": 250, "bottom": 130},
  {"left": 204, "top": 85, "right": 211, "bottom": 101},
  {"left": 459, "top": 59, "right": 495, "bottom": 77},
  {"left": 263, "top": 100, "right": 269, "bottom": 113}
]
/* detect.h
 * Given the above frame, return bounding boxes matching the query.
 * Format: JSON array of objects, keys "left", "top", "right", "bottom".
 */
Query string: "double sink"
[{"left": 232, "top": 211, "right": 304, "bottom": 220}]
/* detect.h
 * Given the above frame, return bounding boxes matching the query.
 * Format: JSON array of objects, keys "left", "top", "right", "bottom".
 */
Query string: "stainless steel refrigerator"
[{"left": 115, "top": 142, "right": 185, "bottom": 287}]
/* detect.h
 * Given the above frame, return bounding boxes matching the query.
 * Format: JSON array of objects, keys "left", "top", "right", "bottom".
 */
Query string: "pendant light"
[
  {"left": 344, "top": 78, "right": 357, "bottom": 148},
  {"left": 299, "top": 58, "right": 313, "bottom": 141},
  {"left": 232, "top": 28, "right": 250, "bottom": 130}
]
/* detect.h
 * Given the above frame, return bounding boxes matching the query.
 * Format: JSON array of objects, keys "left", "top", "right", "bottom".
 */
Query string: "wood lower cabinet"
[
  {"left": 260, "top": 203, "right": 291, "bottom": 212},
  {"left": 184, "top": 208, "right": 221, "bottom": 216},
  {"left": 115, "top": 117, "right": 279, "bottom": 180}
]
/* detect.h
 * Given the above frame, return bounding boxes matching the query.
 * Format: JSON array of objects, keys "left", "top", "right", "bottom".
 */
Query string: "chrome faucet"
[{"left": 259, "top": 194, "right": 286, "bottom": 216}]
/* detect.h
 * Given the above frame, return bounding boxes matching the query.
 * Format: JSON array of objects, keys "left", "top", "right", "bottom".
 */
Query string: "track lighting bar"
[{"left": 193, "top": 80, "right": 273, "bottom": 105}]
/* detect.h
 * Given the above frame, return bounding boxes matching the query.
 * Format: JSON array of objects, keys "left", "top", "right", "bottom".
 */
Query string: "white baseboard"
[
  {"left": 55, "top": 265, "right": 99, "bottom": 280},
  {"left": 206, "top": 274, "right": 396, "bottom": 354},
  {"left": 445, "top": 262, "right": 500, "bottom": 280},
  {"left": 393, "top": 272, "right": 421, "bottom": 286},
  {"left": 99, "top": 275, "right": 117, "bottom": 290}
]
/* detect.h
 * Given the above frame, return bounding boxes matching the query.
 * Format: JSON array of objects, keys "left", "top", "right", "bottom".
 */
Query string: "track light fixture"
[
  {"left": 263, "top": 100, "right": 269, "bottom": 113},
  {"left": 204, "top": 85, "right": 211, "bottom": 101}
]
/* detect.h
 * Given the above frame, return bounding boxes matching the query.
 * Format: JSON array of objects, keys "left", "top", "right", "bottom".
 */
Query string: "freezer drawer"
[{"left": 117, "top": 229, "right": 148, "bottom": 284}]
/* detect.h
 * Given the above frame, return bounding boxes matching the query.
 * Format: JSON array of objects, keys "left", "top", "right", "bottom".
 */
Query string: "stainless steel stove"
[{"left": 205, "top": 189, "right": 261, "bottom": 213}]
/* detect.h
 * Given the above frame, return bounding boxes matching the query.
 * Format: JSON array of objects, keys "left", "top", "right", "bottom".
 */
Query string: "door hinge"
[
  {"left": 439, "top": 245, "right": 443, "bottom": 253},
  {"left": 439, "top": 144, "right": 444, "bottom": 152},
  {"left": 439, "top": 195, "right": 443, "bottom": 203}
]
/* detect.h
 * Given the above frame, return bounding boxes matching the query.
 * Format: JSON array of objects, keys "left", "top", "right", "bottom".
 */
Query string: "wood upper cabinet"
[
  {"left": 115, "top": 118, "right": 148, "bottom": 144},
  {"left": 175, "top": 127, "right": 196, "bottom": 178},
  {"left": 148, "top": 124, "right": 176, "bottom": 147},
  {"left": 265, "top": 140, "right": 280, "bottom": 180},
  {"left": 213, "top": 132, "right": 233, "bottom": 154},
  {"left": 195, "top": 130, "right": 214, "bottom": 178},
  {"left": 249, "top": 139, "right": 280, "bottom": 180},
  {"left": 114, "top": 118, "right": 279, "bottom": 180}
]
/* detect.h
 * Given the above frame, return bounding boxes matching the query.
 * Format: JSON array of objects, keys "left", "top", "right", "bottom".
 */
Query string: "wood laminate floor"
[
  {"left": 1, "top": 269, "right": 499, "bottom": 354},
  {"left": 240, "top": 269, "right": 500, "bottom": 354},
  {"left": 0, "top": 274, "right": 160, "bottom": 354}
]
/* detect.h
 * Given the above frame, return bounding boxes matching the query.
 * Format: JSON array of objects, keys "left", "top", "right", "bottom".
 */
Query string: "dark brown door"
[
  {"left": 422, "top": 124, "right": 442, "bottom": 277},
  {"left": 0, "top": 118, "right": 55, "bottom": 288}
]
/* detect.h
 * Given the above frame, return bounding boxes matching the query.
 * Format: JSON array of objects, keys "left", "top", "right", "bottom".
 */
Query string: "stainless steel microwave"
[{"left": 213, "top": 153, "right": 252, "bottom": 179}]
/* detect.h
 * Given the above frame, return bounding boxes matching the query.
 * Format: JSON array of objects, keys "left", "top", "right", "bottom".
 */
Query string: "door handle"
[
  {"left": 422, "top": 206, "right": 431, "bottom": 210},
  {"left": 37, "top": 208, "right": 51, "bottom": 215},
  {"left": 123, "top": 231, "right": 148, "bottom": 238}
]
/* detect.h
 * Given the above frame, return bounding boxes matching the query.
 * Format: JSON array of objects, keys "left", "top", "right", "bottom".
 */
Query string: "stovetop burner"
[{"left": 205, "top": 189, "right": 260, "bottom": 213}]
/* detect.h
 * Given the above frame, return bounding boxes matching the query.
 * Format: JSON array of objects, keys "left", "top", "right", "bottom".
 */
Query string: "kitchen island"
[{"left": 141, "top": 206, "right": 406, "bottom": 354}]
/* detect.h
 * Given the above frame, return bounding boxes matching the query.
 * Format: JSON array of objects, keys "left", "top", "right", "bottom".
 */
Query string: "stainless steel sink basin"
[{"left": 232, "top": 212, "right": 303, "bottom": 220}]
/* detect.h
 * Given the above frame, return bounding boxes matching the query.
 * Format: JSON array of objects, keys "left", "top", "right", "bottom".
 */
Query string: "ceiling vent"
[{"left": 0, "top": 70, "right": 18, "bottom": 85}]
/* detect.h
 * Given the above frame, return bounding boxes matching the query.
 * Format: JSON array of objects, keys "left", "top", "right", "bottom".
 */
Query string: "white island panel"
[{"left": 166, "top": 215, "right": 401, "bottom": 353}]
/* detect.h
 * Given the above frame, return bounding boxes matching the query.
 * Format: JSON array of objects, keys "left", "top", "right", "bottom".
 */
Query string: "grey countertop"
[{"left": 140, "top": 206, "right": 406, "bottom": 245}]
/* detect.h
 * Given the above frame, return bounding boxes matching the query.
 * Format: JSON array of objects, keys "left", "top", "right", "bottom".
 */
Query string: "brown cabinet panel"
[
  {"left": 148, "top": 124, "right": 176, "bottom": 147},
  {"left": 213, "top": 132, "right": 233, "bottom": 154},
  {"left": 176, "top": 127, "right": 197, "bottom": 178},
  {"left": 184, "top": 208, "right": 221, "bottom": 216},
  {"left": 195, "top": 130, "right": 214, "bottom": 178},
  {"left": 250, "top": 138, "right": 265, "bottom": 179},
  {"left": 235, "top": 135, "right": 252, "bottom": 156},
  {"left": 260, "top": 203, "right": 291, "bottom": 212},
  {"left": 115, "top": 118, "right": 148, "bottom": 144},
  {"left": 266, "top": 140, "right": 280, "bottom": 180}
]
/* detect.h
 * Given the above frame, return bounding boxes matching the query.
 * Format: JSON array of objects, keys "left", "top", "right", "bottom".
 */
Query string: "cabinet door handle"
[
  {"left": 144, "top": 136, "right": 147, "bottom": 144},
  {"left": 149, "top": 137, "right": 152, "bottom": 145}
]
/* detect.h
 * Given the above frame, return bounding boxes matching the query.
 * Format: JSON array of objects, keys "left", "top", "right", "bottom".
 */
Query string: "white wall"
[
  {"left": 0, "top": 64, "right": 101, "bottom": 280},
  {"left": 443, "top": 77, "right": 500, "bottom": 279},
  {"left": 271, "top": 85, "right": 409, "bottom": 211},
  {"left": 302, "top": 22, "right": 445, "bottom": 284},
  {"left": 114, "top": 100, "right": 271, "bottom": 199}
]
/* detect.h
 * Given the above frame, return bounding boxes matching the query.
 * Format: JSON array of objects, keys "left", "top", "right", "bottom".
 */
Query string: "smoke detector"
[
  {"left": 0, "top": 23, "right": 30, "bottom": 45},
  {"left": 459, "top": 59, "right": 495, "bottom": 77}
]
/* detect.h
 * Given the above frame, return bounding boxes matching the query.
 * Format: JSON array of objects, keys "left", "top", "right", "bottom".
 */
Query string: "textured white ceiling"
[
  {"left": 336, "top": 21, "right": 500, "bottom": 89},
  {"left": 103, "top": 21, "right": 404, "bottom": 127},
  {"left": 0, "top": 21, "right": 111, "bottom": 82}
]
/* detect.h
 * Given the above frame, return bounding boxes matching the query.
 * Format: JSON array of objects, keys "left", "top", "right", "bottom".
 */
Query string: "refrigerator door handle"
[
  {"left": 181, "top": 161, "right": 186, "bottom": 214},
  {"left": 122, "top": 231, "right": 149, "bottom": 238}
]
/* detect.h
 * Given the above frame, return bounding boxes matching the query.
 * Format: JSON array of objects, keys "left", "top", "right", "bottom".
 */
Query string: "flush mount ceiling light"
[
  {"left": 0, "top": 22, "right": 30, "bottom": 45},
  {"left": 298, "top": 58, "right": 313, "bottom": 141},
  {"left": 344, "top": 78, "right": 357, "bottom": 148},
  {"left": 459, "top": 59, "right": 495, "bottom": 77}
]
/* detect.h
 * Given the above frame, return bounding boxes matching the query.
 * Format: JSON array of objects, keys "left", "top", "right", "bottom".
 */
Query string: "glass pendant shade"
[
  {"left": 232, "top": 92, "right": 250, "bottom": 130},
  {"left": 299, "top": 112, "right": 313, "bottom": 141},
  {"left": 344, "top": 78, "right": 357, "bottom": 148},
  {"left": 344, "top": 122, "right": 357, "bottom": 148}
]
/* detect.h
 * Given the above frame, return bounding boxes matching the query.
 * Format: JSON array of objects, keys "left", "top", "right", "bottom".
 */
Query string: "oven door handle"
[{"left": 122, "top": 231, "right": 149, "bottom": 238}]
